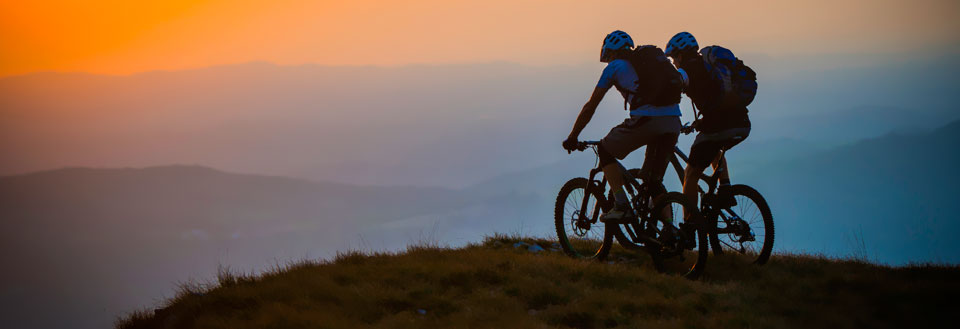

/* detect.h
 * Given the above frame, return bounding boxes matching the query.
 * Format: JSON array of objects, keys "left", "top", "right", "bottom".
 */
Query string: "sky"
[{"left": 2, "top": 0, "right": 959, "bottom": 77}]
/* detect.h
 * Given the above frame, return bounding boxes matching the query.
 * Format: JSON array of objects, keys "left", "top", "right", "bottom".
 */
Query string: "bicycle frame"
[
  {"left": 668, "top": 146, "right": 757, "bottom": 241},
  {"left": 578, "top": 142, "right": 727, "bottom": 222},
  {"left": 579, "top": 159, "right": 664, "bottom": 249},
  {"left": 576, "top": 144, "right": 644, "bottom": 224},
  {"left": 669, "top": 146, "right": 727, "bottom": 198}
]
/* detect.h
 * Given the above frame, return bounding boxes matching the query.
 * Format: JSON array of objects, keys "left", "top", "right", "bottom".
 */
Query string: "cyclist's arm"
[{"left": 567, "top": 87, "right": 607, "bottom": 139}]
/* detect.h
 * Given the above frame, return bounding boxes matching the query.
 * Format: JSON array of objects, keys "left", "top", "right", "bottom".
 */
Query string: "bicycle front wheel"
[
  {"left": 554, "top": 177, "right": 612, "bottom": 260},
  {"left": 709, "top": 184, "right": 775, "bottom": 265}
]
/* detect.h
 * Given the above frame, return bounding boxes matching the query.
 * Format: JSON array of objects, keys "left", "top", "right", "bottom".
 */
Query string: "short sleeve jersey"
[
  {"left": 597, "top": 59, "right": 681, "bottom": 117},
  {"left": 596, "top": 59, "right": 638, "bottom": 101}
]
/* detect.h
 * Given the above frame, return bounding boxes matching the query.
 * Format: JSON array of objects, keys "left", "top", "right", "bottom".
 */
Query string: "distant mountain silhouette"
[
  {"left": 470, "top": 119, "right": 960, "bottom": 265},
  {"left": 747, "top": 119, "right": 960, "bottom": 264},
  {"left": 0, "top": 165, "right": 461, "bottom": 329},
  {"left": 0, "top": 62, "right": 596, "bottom": 187},
  {"left": 1, "top": 165, "right": 462, "bottom": 242},
  {"left": 2, "top": 60, "right": 957, "bottom": 187}
]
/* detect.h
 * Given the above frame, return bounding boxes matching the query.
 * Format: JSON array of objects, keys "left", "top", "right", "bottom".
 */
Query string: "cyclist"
[
  {"left": 562, "top": 30, "right": 682, "bottom": 224},
  {"left": 664, "top": 32, "right": 751, "bottom": 213}
]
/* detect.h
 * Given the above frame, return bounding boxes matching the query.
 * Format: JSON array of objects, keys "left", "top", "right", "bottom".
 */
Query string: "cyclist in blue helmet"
[
  {"left": 563, "top": 30, "right": 682, "bottom": 224},
  {"left": 665, "top": 32, "right": 752, "bottom": 213}
]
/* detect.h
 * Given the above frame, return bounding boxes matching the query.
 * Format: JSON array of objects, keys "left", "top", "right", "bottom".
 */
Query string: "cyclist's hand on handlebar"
[{"left": 562, "top": 136, "right": 579, "bottom": 154}]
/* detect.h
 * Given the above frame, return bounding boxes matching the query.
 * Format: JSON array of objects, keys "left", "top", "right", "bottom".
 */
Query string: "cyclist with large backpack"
[
  {"left": 562, "top": 30, "right": 684, "bottom": 225},
  {"left": 664, "top": 32, "right": 757, "bottom": 214}
]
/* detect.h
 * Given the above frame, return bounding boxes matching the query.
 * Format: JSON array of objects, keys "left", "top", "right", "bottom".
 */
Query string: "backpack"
[
  {"left": 622, "top": 45, "right": 683, "bottom": 109},
  {"left": 700, "top": 46, "right": 757, "bottom": 107}
]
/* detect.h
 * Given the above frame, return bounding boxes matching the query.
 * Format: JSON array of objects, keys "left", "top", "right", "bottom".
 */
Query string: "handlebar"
[
  {"left": 569, "top": 121, "right": 697, "bottom": 154},
  {"left": 571, "top": 140, "right": 601, "bottom": 152},
  {"left": 571, "top": 121, "right": 695, "bottom": 154}
]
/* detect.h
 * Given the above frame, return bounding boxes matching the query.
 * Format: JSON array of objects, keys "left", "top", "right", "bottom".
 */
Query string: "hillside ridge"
[{"left": 118, "top": 235, "right": 958, "bottom": 329}]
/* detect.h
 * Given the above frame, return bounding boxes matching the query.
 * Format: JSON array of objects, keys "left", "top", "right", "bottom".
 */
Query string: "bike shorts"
[
  {"left": 601, "top": 116, "right": 681, "bottom": 159},
  {"left": 600, "top": 115, "right": 680, "bottom": 183},
  {"left": 688, "top": 126, "right": 751, "bottom": 169}
]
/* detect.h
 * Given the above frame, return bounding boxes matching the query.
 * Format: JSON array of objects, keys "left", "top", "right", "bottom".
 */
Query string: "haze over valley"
[
  {"left": 3, "top": 54, "right": 957, "bottom": 187},
  {"left": 2, "top": 55, "right": 959, "bottom": 329}
]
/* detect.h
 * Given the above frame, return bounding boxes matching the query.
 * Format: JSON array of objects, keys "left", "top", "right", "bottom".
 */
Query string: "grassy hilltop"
[{"left": 119, "top": 235, "right": 957, "bottom": 329}]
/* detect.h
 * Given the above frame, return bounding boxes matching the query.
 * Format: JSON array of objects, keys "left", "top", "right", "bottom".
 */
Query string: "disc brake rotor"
[{"left": 571, "top": 210, "right": 590, "bottom": 236}]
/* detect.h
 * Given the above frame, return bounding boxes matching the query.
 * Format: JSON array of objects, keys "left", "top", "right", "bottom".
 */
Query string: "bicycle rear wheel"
[
  {"left": 708, "top": 184, "right": 775, "bottom": 265},
  {"left": 554, "top": 177, "right": 612, "bottom": 260},
  {"left": 649, "top": 192, "right": 709, "bottom": 279},
  {"left": 610, "top": 191, "right": 707, "bottom": 279}
]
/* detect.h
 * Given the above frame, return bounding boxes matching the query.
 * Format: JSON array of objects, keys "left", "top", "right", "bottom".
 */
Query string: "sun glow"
[{"left": 1, "top": 0, "right": 957, "bottom": 77}]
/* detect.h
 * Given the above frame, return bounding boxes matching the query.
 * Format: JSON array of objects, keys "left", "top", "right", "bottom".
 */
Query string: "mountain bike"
[
  {"left": 621, "top": 125, "right": 775, "bottom": 264},
  {"left": 554, "top": 140, "right": 708, "bottom": 279}
]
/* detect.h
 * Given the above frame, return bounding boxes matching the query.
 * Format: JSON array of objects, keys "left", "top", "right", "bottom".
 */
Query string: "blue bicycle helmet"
[
  {"left": 665, "top": 32, "right": 699, "bottom": 58},
  {"left": 601, "top": 30, "right": 634, "bottom": 62}
]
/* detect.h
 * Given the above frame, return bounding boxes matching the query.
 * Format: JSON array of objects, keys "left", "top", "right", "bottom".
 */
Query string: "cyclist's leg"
[
  {"left": 686, "top": 126, "right": 751, "bottom": 211},
  {"left": 683, "top": 165, "right": 707, "bottom": 209},
  {"left": 644, "top": 132, "right": 680, "bottom": 222},
  {"left": 599, "top": 116, "right": 673, "bottom": 216},
  {"left": 640, "top": 133, "right": 678, "bottom": 195},
  {"left": 599, "top": 117, "right": 653, "bottom": 212},
  {"left": 685, "top": 133, "right": 723, "bottom": 215},
  {"left": 711, "top": 154, "right": 728, "bottom": 184},
  {"left": 713, "top": 127, "right": 751, "bottom": 185},
  {"left": 597, "top": 145, "right": 625, "bottom": 200}
]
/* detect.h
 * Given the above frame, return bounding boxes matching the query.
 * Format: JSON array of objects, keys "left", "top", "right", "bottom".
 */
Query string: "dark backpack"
[
  {"left": 700, "top": 46, "right": 757, "bottom": 107},
  {"left": 622, "top": 45, "right": 683, "bottom": 109}
]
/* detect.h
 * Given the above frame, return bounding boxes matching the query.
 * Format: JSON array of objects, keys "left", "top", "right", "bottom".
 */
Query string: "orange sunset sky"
[{"left": 1, "top": 0, "right": 958, "bottom": 77}]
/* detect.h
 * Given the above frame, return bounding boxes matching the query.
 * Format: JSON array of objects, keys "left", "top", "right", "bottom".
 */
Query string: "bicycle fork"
[{"left": 577, "top": 167, "right": 607, "bottom": 225}]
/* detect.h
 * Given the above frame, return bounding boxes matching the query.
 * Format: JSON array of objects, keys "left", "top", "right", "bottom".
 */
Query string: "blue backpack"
[{"left": 700, "top": 46, "right": 757, "bottom": 107}]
